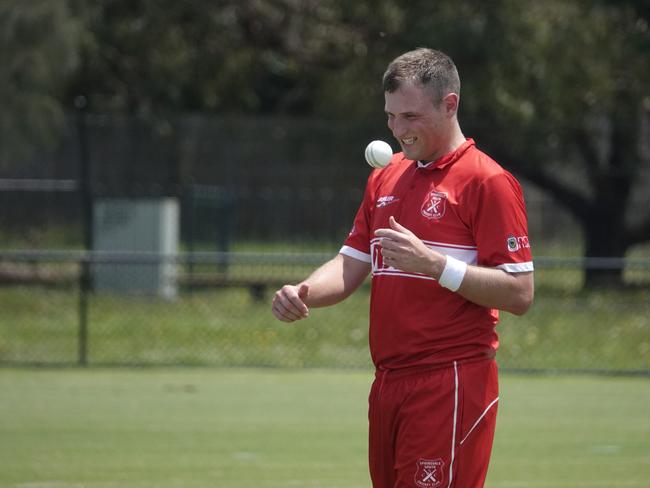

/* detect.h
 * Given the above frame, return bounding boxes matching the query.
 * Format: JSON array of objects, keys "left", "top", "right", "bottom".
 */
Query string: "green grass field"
[
  {"left": 1, "top": 283, "right": 650, "bottom": 371},
  {"left": 0, "top": 368, "right": 648, "bottom": 487}
]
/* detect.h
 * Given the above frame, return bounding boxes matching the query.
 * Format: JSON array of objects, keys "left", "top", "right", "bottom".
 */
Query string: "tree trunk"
[
  {"left": 581, "top": 95, "right": 638, "bottom": 289},
  {"left": 582, "top": 208, "right": 628, "bottom": 288}
]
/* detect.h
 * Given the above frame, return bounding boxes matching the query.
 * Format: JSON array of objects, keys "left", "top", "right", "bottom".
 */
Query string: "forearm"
[
  {"left": 300, "top": 253, "right": 370, "bottom": 308},
  {"left": 376, "top": 216, "right": 533, "bottom": 315},
  {"left": 456, "top": 266, "right": 534, "bottom": 315},
  {"left": 272, "top": 253, "right": 370, "bottom": 323},
  {"left": 425, "top": 252, "right": 533, "bottom": 315}
]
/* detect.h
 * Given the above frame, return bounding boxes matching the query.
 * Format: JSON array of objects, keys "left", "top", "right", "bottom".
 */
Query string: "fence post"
[
  {"left": 187, "top": 185, "right": 195, "bottom": 291},
  {"left": 78, "top": 257, "right": 89, "bottom": 366},
  {"left": 76, "top": 95, "right": 92, "bottom": 366}
]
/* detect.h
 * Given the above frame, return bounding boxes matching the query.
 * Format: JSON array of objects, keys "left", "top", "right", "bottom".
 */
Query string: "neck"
[
  {"left": 447, "top": 124, "right": 467, "bottom": 153},
  {"left": 425, "top": 124, "right": 466, "bottom": 162}
]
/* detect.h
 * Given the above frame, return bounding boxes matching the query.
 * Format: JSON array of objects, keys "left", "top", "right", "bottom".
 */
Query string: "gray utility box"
[{"left": 93, "top": 198, "right": 179, "bottom": 299}]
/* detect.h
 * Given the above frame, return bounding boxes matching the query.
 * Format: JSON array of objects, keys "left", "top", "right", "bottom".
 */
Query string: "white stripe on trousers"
[
  {"left": 460, "top": 396, "right": 499, "bottom": 446},
  {"left": 448, "top": 361, "right": 459, "bottom": 488}
]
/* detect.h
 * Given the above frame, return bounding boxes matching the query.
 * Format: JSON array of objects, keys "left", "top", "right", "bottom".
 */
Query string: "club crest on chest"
[{"left": 421, "top": 190, "right": 447, "bottom": 220}]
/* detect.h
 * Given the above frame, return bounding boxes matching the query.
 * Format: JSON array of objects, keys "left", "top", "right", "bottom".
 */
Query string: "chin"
[{"left": 401, "top": 146, "right": 417, "bottom": 160}]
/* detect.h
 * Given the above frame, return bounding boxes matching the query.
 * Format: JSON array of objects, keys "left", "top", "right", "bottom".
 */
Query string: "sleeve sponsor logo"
[{"left": 507, "top": 234, "right": 530, "bottom": 252}]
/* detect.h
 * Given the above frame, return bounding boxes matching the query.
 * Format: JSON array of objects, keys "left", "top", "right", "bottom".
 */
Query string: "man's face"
[{"left": 384, "top": 81, "right": 451, "bottom": 162}]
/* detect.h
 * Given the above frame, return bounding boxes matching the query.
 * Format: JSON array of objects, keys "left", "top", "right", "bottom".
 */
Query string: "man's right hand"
[{"left": 272, "top": 283, "right": 310, "bottom": 322}]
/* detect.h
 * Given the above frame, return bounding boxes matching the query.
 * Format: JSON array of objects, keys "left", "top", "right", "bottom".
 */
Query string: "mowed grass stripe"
[{"left": 0, "top": 369, "right": 649, "bottom": 487}]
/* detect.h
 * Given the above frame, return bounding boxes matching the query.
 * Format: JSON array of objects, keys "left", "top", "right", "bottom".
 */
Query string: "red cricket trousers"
[{"left": 368, "top": 358, "right": 499, "bottom": 488}]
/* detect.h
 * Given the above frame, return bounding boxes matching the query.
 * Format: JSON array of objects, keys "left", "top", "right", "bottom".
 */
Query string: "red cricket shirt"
[{"left": 341, "top": 139, "right": 533, "bottom": 370}]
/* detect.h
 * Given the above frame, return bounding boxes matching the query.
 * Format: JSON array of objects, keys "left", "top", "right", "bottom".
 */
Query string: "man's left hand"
[{"left": 375, "top": 216, "right": 445, "bottom": 277}]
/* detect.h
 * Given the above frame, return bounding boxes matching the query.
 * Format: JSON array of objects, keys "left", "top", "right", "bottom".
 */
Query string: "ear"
[{"left": 442, "top": 93, "right": 459, "bottom": 117}]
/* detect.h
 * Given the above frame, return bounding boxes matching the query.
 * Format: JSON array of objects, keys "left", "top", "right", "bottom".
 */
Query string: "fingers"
[
  {"left": 272, "top": 285, "right": 310, "bottom": 322},
  {"left": 382, "top": 254, "right": 396, "bottom": 267},
  {"left": 298, "top": 283, "right": 309, "bottom": 299},
  {"left": 272, "top": 300, "right": 304, "bottom": 322},
  {"left": 378, "top": 233, "right": 409, "bottom": 259},
  {"left": 379, "top": 225, "right": 405, "bottom": 266},
  {"left": 380, "top": 240, "right": 401, "bottom": 268},
  {"left": 375, "top": 217, "right": 412, "bottom": 241},
  {"left": 388, "top": 216, "right": 408, "bottom": 232},
  {"left": 388, "top": 215, "right": 406, "bottom": 232},
  {"left": 374, "top": 227, "right": 402, "bottom": 239},
  {"left": 378, "top": 218, "right": 424, "bottom": 272}
]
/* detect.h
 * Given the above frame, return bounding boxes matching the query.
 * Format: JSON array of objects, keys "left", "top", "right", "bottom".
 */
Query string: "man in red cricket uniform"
[{"left": 272, "top": 48, "right": 534, "bottom": 487}]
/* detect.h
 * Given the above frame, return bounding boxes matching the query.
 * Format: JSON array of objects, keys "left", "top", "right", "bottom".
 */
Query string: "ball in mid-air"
[{"left": 365, "top": 140, "right": 393, "bottom": 168}]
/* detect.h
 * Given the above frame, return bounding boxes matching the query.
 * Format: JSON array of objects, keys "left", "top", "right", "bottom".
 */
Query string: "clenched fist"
[{"left": 272, "top": 283, "right": 310, "bottom": 322}]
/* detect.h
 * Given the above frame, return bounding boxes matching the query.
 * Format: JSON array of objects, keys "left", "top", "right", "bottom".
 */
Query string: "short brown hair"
[{"left": 382, "top": 48, "right": 460, "bottom": 103}]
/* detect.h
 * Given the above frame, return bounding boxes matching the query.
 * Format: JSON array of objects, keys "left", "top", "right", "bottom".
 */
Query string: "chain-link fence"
[
  {"left": 0, "top": 112, "right": 617, "bottom": 254},
  {"left": 1, "top": 251, "right": 649, "bottom": 374},
  {"left": 1, "top": 113, "right": 649, "bottom": 373}
]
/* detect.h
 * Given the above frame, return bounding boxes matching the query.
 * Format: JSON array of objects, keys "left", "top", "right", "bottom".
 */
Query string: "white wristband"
[{"left": 438, "top": 255, "right": 467, "bottom": 292}]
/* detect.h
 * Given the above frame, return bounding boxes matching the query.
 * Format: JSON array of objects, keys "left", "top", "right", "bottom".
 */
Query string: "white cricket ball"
[{"left": 365, "top": 140, "right": 393, "bottom": 168}]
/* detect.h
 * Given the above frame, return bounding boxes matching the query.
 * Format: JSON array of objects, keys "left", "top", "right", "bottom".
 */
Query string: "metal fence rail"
[{"left": 1, "top": 251, "right": 649, "bottom": 374}]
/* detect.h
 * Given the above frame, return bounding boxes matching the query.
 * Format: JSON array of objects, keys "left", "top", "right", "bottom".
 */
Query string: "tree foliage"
[
  {"left": 66, "top": 0, "right": 383, "bottom": 116},
  {"left": 0, "top": 0, "right": 78, "bottom": 163},
  {"left": 461, "top": 0, "right": 650, "bottom": 284},
  {"left": 2, "top": 0, "right": 650, "bottom": 284}
]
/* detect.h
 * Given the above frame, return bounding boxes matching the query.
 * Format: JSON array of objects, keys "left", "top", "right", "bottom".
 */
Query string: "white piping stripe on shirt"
[
  {"left": 421, "top": 239, "right": 477, "bottom": 251},
  {"left": 339, "top": 245, "right": 371, "bottom": 263},
  {"left": 432, "top": 245, "right": 477, "bottom": 265},
  {"left": 449, "top": 361, "right": 459, "bottom": 488},
  {"left": 498, "top": 261, "right": 534, "bottom": 273},
  {"left": 370, "top": 239, "right": 478, "bottom": 269},
  {"left": 371, "top": 237, "right": 477, "bottom": 252},
  {"left": 343, "top": 243, "right": 533, "bottom": 275},
  {"left": 459, "top": 396, "right": 499, "bottom": 446}
]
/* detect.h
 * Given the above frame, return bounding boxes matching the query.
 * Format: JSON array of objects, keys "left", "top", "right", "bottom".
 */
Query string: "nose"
[{"left": 389, "top": 117, "right": 407, "bottom": 138}]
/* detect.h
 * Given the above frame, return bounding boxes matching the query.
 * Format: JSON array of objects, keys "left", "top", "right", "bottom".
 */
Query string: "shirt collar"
[{"left": 416, "top": 138, "right": 475, "bottom": 171}]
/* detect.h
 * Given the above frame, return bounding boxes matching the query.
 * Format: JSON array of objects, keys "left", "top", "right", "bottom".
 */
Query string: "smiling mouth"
[{"left": 401, "top": 137, "right": 416, "bottom": 145}]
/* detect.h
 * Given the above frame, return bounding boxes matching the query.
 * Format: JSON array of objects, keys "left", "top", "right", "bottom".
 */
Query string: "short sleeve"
[
  {"left": 472, "top": 172, "right": 533, "bottom": 273},
  {"left": 339, "top": 172, "right": 378, "bottom": 263}
]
